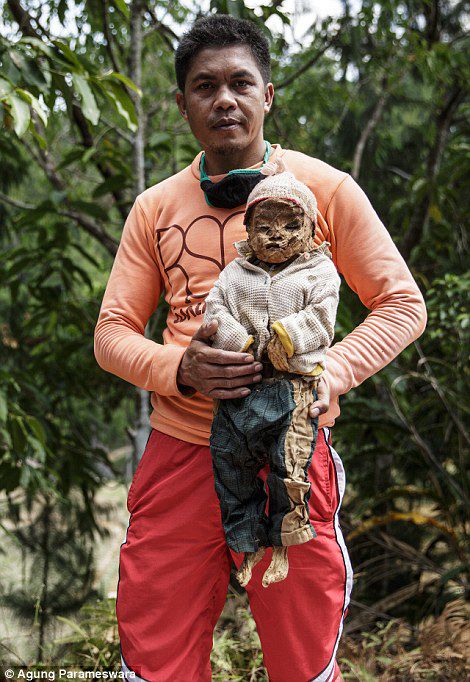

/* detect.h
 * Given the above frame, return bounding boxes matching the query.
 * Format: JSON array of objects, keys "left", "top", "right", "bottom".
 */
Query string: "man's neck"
[{"left": 203, "top": 137, "right": 267, "bottom": 175}]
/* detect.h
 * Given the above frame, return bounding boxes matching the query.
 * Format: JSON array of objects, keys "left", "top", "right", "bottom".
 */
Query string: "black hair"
[{"left": 175, "top": 14, "right": 271, "bottom": 92}]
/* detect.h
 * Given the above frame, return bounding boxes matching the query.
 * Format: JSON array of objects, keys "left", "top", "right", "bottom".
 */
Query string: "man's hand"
[
  {"left": 309, "top": 375, "right": 330, "bottom": 419},
  {"left": 177, "top": 320, "right": 263, "bottom": 399}
]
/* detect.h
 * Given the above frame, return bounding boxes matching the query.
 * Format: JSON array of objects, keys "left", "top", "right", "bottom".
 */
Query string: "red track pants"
[{"left": 117, "top": 426, "right": 353, "bottom": 682}]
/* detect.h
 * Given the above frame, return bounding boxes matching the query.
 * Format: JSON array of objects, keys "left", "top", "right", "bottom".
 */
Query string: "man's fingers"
[
  {"left": 193, "top": 319, "right": 218, "bottom": 341},
  {"left": 201, "top": 346, "right": 259, "bottom": 365},
  {"left": 202, "top": 361, "right": 263, "bottom": 380},
  {"left": 206, "top": 373, "right": 262, "bottom": 390},
  {"left": 209, "top": 387, "right": 252, "bottom": 400},
  {"left": 309, "top": 400, "right": 329, "bottom": 418},
  {"left": 310, "top": 378, "right": 330, "bottom": 418}
]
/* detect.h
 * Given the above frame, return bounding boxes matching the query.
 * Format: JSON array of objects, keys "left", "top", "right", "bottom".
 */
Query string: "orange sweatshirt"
[{"left": 94, "top": 144, "right": 427, "bottom": 446}]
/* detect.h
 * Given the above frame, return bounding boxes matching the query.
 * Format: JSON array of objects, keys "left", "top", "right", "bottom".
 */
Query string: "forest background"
[{"left": 0, "top": 0, "right": 468, "bottom": 679}]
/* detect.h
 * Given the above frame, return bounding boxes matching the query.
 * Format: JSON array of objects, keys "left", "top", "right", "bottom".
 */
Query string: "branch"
[
  {"left": 0, "top": 191, "right": 33, "bottom": 210},
  {"left": 62, "top": 209, "right": 118, "bottom": 255},
  {"left": 22, "top": 136, "right": 118, "bottom": 256},
  {"left": 8, "top": 0, "right": 130, "bottom": 222},
  {"left": 387, "top": 166, "right": 412, "bottom": 181},
  {"left": 346, "top": 580, "right": 425, "bottom": 633},
  {"left": 101, "top": 117, "right": 134, "bottom": 144},
  {"left": 413, "top": 340, "right": 470, "bottom": 445},
  {"left": 102, "top": 0, "right": 122, "bottom": 73},
  {"left": 70, "top": 105, "right": 129, "bottom": 222},
  {"left": 387, "top": 384, "right": 469, "bottom": 506},
  {"left": 143, "top": 4, "right": 178, "bottom": 48},
  {"left": 0, "top": 191, "right": 118, "bottom": 255},
  {"left": 351, "top": 90, "right": 390, "bottom": 180},
  {"left": 276, "top": 37, "right": 337, "bottom": 90},
  {"left": 6, "top": 0, "right": 46, "bottom": 38},
  {"left": 424, "top": 0, "right": 440, "bottom": 44},
  {"left": 401, "top": 84, "right": 464, "bottom": 260}
]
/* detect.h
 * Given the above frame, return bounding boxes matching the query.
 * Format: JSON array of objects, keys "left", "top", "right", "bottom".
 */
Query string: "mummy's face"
[{"left": 247, "top": 198, "right": 314, "bottom": 263}]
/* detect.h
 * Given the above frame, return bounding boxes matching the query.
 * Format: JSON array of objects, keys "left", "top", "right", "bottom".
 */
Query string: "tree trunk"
[
  {"left": 401, "top": 85, "right": 464, "bottom": 261},
  {"left": 37, "top": 499, "right": 51, "bottom": 662},
  {"left": 128, "top": 0, "right": 151, "bottom": 478},
  {"left": 351, "top": 92, "right": 389, "bottom": 181}
]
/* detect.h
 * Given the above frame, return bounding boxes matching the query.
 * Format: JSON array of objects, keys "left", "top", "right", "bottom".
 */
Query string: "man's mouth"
[{"left": 212, "top": 119, "right": 242, "bottom": 130}]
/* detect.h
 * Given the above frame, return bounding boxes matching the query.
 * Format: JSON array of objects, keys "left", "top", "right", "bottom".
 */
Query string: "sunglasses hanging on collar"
[{"left": 199, "top": 141, "right": 272, "bottom": 209}]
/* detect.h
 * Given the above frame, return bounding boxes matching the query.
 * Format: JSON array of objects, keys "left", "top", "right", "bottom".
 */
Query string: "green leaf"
[
  {"left": 72, "top": 74, "right": 100, "bottom": 126},
  {"left": 149, "top": 131, "right": 172, "bottom": 149},
  {"left": 6, "top": 93, "right": 31, "bottom": 136},
  {"left": 0, "top": 393, "right": 7, "bottom": 423},
  {"left": 52, "top": 40, "right": 84, "bottom": 70},
  {"left": 20, "top": 465, "right": 31, "bottom": 488},
  {"left": 0, "top": 464, "right": 20, "bottom": 493},
  {"left": 428, "top": 203, "right": 442, "bottom": 222},
  {"left": 57, "top": 148, "right": 85, "bottom": 169},
  {"left": 15, "top": 87, "right": 48, "bottom": 126},
  {"left": 18, "top": 37, "right": 55, "bottom": 59},
  {"left": 70, "top": 242, "right": 100, "bottom": 268},
  {"left": 92, "top": 174, "right": 127, "bottom": 198},
  {"left": 81, "top": 147, "right": 96, "bottom": 164},
  {"left": 9, "top": 50, "right": 51, "bottom": 90},
  {"left": 25, "top": 416, "right": 47, "bottom": 446},
  {"left": 68, "top": 200, "right": 108, "bottom": 220},
  {"left": 10, "top": 417, "right": 27, "bottom": 454},
  {"left": 50, "top": 190, "right": 68, "bottom": 205},
  {"left": 113, "top": 0, "right": 130, "bottom": 18},
  {"left": 101, "top": 71, "right": 141, "bottom": 96},
  {"left": 99, "top": 80, "right": 137, "bottom": 132},
  {"left": 29, "top": 124, "right": 47, "bottom": 149},
  {"left": 0, "top": 76, "right": 14, "bottom": 99}
]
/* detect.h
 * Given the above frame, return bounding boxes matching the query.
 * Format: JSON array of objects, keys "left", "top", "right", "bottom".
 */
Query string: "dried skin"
[
  {"left": 267, "top": 334, "right": 290, "bottom": 371},
  {"left": 247, "top": 198, "right": 315, "bottom": 264}
]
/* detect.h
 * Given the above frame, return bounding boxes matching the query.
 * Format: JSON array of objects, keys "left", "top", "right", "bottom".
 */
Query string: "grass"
[{"left": 1, "top": 481, "right": 468, "bottom": 679}]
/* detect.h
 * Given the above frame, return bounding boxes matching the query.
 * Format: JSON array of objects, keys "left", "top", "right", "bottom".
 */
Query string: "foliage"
[
  {"left": 340, "top": 598, "right": 470, "bottom": 680},
  {"left": 0, "top": 0, "right": 468, "bottom": 666},
  {"left": 4, "top": 594, "right": 467, "bottom": 680}
]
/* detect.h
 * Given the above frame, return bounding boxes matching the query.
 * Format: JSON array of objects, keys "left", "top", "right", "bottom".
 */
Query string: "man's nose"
[{"left": 213, "top": 85, "right": 237, "bottom": 110}]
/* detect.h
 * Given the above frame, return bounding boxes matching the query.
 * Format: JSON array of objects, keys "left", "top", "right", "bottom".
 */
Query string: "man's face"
[
  {"left": 176, "top": 45, "right": 274, "bottom": 157},
  {"left": 247, "top": 199, "right": 314, "bottom": 264}
]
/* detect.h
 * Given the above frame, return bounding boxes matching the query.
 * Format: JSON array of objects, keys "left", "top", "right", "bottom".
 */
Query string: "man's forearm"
[
  {"left": 324, "top": 173, "right": 428, "bottom": 400},
  {"left": 94, "top": 314, "right": 188, "bottom": 396},
  {"left": 324, "top": 289, "right": 427, "bottom": 399}
]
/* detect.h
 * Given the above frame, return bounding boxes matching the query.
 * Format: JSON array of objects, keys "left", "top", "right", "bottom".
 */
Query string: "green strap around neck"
[{"left": 200, "top": 140, "right": 272, "bottom": 181}]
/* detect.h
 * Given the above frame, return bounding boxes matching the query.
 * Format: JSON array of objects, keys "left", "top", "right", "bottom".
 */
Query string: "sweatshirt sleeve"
[
  {"left": 324, "top": 174, "right": 427, "bottom": 399},
  {"left": 93, "top": 197, "right": 187, "bottom": 397},
  {"left": 203, "top": 270, "right": 254, "bottom": 352}
]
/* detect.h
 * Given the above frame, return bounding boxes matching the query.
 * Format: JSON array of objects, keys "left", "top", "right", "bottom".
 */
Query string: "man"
[{"left": 94, "top": 14, "right": 427, "bottom": 682}]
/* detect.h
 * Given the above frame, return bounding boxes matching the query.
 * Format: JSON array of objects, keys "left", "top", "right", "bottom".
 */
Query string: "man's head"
[
  {"left": 244, "top": 172, "right": 317, "bottom": 263},
  {"left": 175, "top": 15, "right": 274, "bottom": 158}
]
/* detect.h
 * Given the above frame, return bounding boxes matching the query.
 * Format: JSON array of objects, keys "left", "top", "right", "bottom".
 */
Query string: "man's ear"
[
  {"left": 264, "top": 83, "right": 275, "bottom": 114},
  {"left": 175, "top": 91, "right": 187, "bottom": 119}
]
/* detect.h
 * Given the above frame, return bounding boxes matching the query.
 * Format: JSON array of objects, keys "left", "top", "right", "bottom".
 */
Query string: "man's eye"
[
  {"left": 236, "top": 80, "right": 250, "bottom": 88},
  {"left": 198, "top": 82, "right": 213, "bottom": 90}
]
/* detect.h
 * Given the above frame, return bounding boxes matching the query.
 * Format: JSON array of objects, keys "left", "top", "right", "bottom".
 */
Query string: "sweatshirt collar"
[{"left": 190, "top": 143, "right": 283, "bottom": 181}]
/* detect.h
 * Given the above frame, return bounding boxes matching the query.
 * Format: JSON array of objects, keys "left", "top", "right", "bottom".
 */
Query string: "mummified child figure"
[{"left": 204, "top": 168, "right": 341, "bottom": 588}]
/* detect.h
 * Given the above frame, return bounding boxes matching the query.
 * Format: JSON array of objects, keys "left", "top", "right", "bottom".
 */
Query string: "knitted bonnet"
[{"left": 243, "top": 166, "right": 318, "bottom": 225}]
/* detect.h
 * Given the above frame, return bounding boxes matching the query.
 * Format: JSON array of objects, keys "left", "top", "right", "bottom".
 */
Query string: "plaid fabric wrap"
[{"left": 210, "top": 377, "right": 319, "bottom": 553}]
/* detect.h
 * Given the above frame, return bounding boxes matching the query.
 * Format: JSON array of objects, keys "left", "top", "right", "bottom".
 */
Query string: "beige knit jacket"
[{"left": 203, "top": 240, "right": 341, "bottom": 375}]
